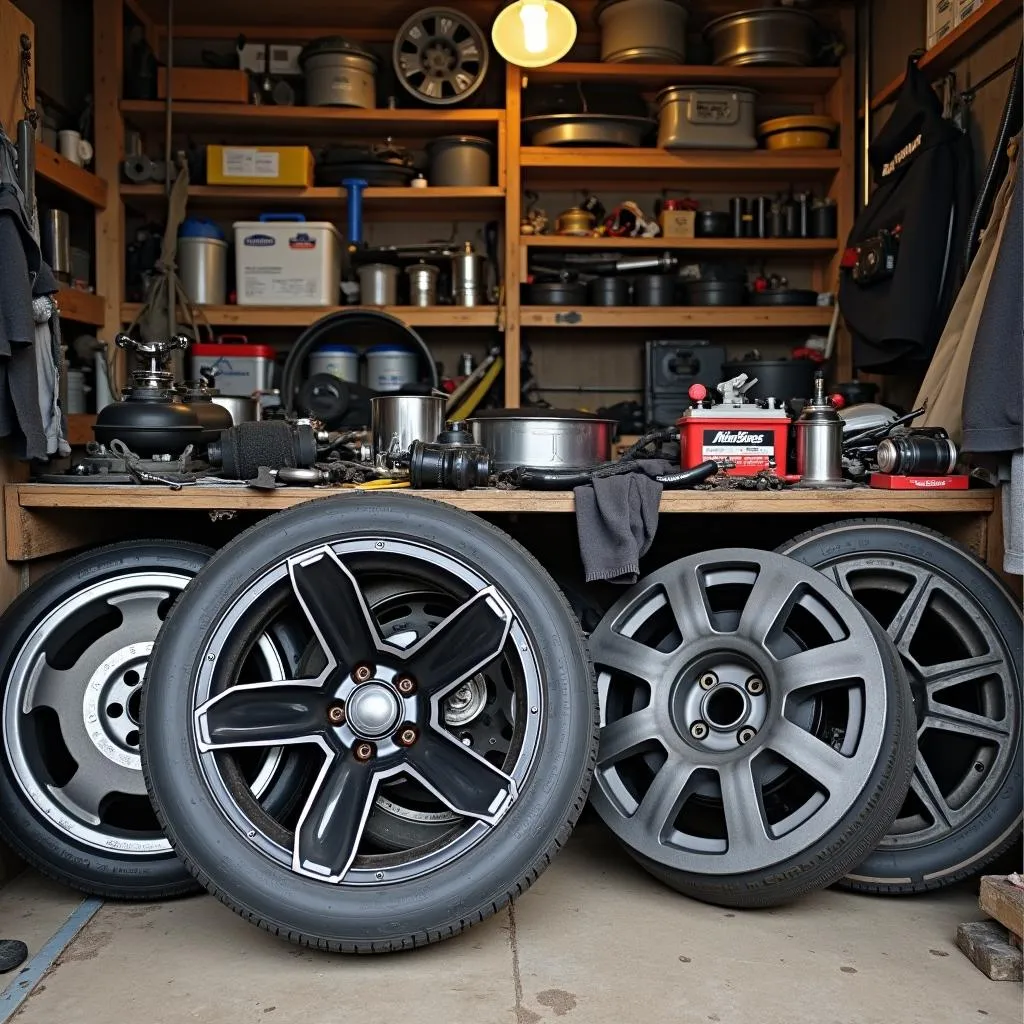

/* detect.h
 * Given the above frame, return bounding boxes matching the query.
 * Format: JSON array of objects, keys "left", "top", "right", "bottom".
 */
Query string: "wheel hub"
[
  {"left": 82, "top": 643, "right": 150, "bottom": 768},
  {"left": 345, "top": 682, "right": 402, "bottom": 741}
]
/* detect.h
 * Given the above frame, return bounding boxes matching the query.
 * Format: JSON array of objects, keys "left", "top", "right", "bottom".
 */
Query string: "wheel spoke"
[
  {"left": 774, "top": 638, "right": 869, "bottom": 696},
  {"left": 288, "top": 547, "right": 383, "bottom": 673},
  {"left": 598, "top": 708, "right": 661, "bottom": 767},
  {"left": 293, "top": 753, "right": 376, "bottom": 882},
  {"left": 768, "top": 718, "right": 849, "bottom": 796},
  {"left": 25, "top": 662, "right": 76, "bottom": 714},
  {"left": 885, "top": 571, "right": 935, "bottom": 647},
  {"left": 663, "top": 564, "right": 714, "bottom": 642},
  {"left": 591, "top": 631, "right": 673, "bottom": 685},
  {"left": 405, "top": 729, "right": 516, "bottom": 822},
  {"left": 403, "top": 587, "right": 512, "bottom": 698},
  {"left": 718, "top": 759, "right": 771, "bottom": 852},
  {"left": 195, "top": 681, "right": 327, "bottom": 751},
  {"left": 634, "top": 757, "right": 698, "bottom": 838},
  {"left": 737, "top": 567, "right": 798, "bottom": 645},
  {"left": 50, "top": 766, "right": 112, "bottom": 823},
  {"left": 922, "top": 704, "right": 1010, "bottom": 743},
  {"left": 921, "top": 652, "right": 1006, "bottom": 690},
  {"left": 910, "top": 757, "right": 953, "bottom": 828}
]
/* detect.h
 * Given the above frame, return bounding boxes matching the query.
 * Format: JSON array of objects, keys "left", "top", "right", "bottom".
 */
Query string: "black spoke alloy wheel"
[
  {"left": 780, "top": 519, "right": 1023, "bottom": 893},
  {"left": 141, "top": 495, "right": 598, "bottom": 953},
  {"left": 588, "top": 549, "right": 916, "bottom": 908},
  {"left": 0, "top": 541, "right": 306, "bottom": 899}
]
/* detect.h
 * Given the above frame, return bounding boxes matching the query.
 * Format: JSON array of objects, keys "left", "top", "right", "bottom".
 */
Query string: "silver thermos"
[
  {"left": 40, "top": 209, "right": 72, "bottom": 282},
  {"left": 451, "top": 241, "right": 486, "bottom": 306},
  {"left": 795, "top": 372, "right": 844, "bottom": 484}
]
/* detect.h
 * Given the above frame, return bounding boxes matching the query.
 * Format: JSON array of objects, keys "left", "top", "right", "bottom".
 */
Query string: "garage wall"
[{"left": 12, "top": 0, "right": 91, "bottom": 119}]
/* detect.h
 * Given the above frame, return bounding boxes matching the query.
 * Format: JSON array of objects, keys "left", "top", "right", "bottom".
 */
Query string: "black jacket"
[{"left": 841, "top": 60, "right": 973, "bottom": 373}]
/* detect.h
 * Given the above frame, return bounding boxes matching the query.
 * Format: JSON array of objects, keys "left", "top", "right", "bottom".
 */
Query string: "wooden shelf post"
[{"left": 503, "top": 62, "right": 523, "bottom": 408}]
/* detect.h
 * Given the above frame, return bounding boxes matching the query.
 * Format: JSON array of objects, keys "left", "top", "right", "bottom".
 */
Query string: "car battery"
[{"left": 679, "top": 376, "right": 789, "bottom": 475}]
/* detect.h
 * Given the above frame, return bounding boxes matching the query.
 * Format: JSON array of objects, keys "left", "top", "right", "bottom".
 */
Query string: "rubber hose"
[
  {"left": 654, "top": 461, "right": 719, "bottom": 488},
  {"left": 507, "top": 459, "right": 718, "bottom": 491},
  {"left": 962, "top": 46, "right": 1022, "bottom": 276},
  {"left": 281, "top": 309, "right": 439, "bottom": 415}
]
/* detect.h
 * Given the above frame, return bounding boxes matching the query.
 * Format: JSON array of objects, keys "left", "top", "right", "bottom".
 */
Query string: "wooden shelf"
[
  {"left": 523, "top": 236, "right": 837, "bottom": 254},
  {"left": 34, "top": 143, "right": 108, "bottom": 209},
  {"left": 57, "top": 289, "right": 106, "bottom": 326},
  {"left": 525, "top": 63, "right": 841, "bottom": 96},
  {"left": 121, "top": 184, "right": 505, "bottom": 219},
  {"left": 870, "top": 0, "right": 1021, "bottom": 110},
  {"left": 520, "top": 305, "right": 834, "bottom": 329},
  {"left": 120, "top": 303, "right": 501, "bottom": 329},
  {"left": 520, "top": 147, "right": 842, "bottom": 186},
  {"left": 120, "top": 101, "right": 504, "bottom": 137},
  {"left": 8, "top": 483, "right": 998, "bottom": 523}
]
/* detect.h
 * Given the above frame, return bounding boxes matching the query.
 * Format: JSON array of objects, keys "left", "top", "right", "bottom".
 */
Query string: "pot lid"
[
  {"left": 313, "top": 343, "right": 359, "bottom": 354},
  {"left": 704, "top": 8, "right": 818, "bottom": 35},
  {"left": 470, "top": 407, "right": 614, "bottom": 423},
  {"left": 426, "top": 135, "right": 495, "bottom": 150},
  {"left": 595, "top": 0, "right": 688, "bottom": 23},
  {"left": 300, "top": 36, "right": 377, "bottom": 65},
  {"left": 522, "top": 113, "right": 657, "bottom": 129},
  {"left": 366, "top": 343, "right": 414, "bottom": 354},
  {"left": 757, "top": 115, "right": 838, "bottom": 136}
]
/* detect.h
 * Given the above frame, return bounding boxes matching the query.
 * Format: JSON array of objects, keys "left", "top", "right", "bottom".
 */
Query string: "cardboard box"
[
  {"left": 206, "top": 145, "right": 315, "bottom": 188},
  {"left": 157, "top": 67, "right": 249, "bottom": 104},
  {"left": 660, "top": 209, "right": 696, "bottom": 238},
  {"left": 926, "top": 0, "right": 955, "bottom": 48},
  {"left": 955, "top": 0, "right": 985, "bottom": 26}
]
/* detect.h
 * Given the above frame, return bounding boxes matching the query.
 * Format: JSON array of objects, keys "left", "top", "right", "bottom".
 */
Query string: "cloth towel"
[{"left": 574, "top": 459, "right": 674, "bottom": 584}]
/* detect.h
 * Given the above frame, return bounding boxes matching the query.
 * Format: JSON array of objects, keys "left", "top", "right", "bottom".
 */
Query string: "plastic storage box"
[
  {"left": 234, "top": 215, "right": 342, "bottom": 306},
  {"left": 191, "top": 340, "right": 276, "bottom": 397}
]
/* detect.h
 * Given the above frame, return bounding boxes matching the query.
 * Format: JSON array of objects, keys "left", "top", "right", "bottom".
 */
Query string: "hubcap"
[{"left": 345, "top": 682, "right": 401, "bottom": 740}]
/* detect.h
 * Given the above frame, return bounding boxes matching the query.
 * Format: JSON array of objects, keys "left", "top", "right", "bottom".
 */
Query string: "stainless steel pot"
[
  {"left": 522, "top": 113, "right": 656, "bottom": 147},
  {"left": 469, "top": 410, "right": 616, "bottom": 471},
  {"left": 211, "top": 394, "right": 258, "bottom": 423},
  {"left": 596, "top": 0, "right": 689, "bottom": 63},
  {"left": 406, "top": 263, "right": 439, "bottom": 307},
  {"left": 40, "top": 209, "right": 71, "bottom": 282},
  {"left": 426, "top": 135, "right": 494, "bottom": 186},
  {"left": 704, "top": 9, "right": 818, "bottom": 67},
  {"left": 371, "top": 394, "right": 445, "bottom": 465},
  {"left": 452, "top": 242, "right": 486, "bottom": 306},
  {"left": 358, "top": 263, "right": 399, "bottom": 306},
  {"left": 300, "top": 36, "right": 378, "bottom": 108}
]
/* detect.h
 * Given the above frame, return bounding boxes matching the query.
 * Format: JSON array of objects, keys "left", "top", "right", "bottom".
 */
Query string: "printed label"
[
  {"left": 243, "top": 233, "right": 276, "bottom": 248},
  {"left": 702, "top": 428, "right": 775, "bottom": 469},
  {"left": 221, "top": 147, "right": 280, "bottom": 179},
  {"left": 289, "top": 232, "right": 317, "bottom": 250}
]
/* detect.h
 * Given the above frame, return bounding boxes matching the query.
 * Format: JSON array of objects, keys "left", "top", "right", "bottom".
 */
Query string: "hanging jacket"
[{"left": 840, "top": 59, "right": 974, "bottom": 373}]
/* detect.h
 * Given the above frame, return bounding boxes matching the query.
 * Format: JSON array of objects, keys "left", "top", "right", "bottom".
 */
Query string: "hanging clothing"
[{"left": 914, "top": 140, "right": 1019, "bottom": 442}]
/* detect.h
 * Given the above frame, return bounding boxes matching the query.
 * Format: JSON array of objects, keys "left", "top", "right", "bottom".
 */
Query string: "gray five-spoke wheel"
[{"left": 392, "top": 7, "right": 488, "bottom": 106}]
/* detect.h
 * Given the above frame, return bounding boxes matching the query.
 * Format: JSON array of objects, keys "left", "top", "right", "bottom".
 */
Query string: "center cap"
[{"left": 345, "top": 682, "right": 401, "bottom": 740}]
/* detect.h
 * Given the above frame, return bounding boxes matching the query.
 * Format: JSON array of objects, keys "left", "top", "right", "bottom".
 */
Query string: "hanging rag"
[{"left": 574, "top": 459, "right": 675, "bottom": 584}]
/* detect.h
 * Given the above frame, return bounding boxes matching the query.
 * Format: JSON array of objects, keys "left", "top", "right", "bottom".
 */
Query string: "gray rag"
[{"left": 574, "top": 459, "right": 674, "bottom": 584}]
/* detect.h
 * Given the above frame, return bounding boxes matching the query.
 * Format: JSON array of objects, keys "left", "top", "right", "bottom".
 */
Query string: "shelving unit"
[
  {"left": 35, "top": 142, "right": 108, "bottom": 209},
  {"left": 520, "top": 306, "right": 834, "bottom": 329},
  {"left": 57, "top": 289, "right": 107, "bottom": 327},
  {"left": 522, "top": 236, "right": 838, "bottom": 254}
]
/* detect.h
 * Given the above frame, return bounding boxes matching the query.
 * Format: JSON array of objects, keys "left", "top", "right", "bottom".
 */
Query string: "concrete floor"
[{"left": 1, "top": 823, "right": 1020, "bottom": 1024}]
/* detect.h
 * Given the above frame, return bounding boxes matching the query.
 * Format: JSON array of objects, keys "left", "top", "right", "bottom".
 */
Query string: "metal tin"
[
  {"left": 371, "top": 394, "right": 445, "bottom": 463},
  {"left": 589, "top": 276, "right": 631, "bottom": 305},
  {"left": 811, "top": 198, "right": 838, "bottom": 238},
  {"left": 656, "top": 86, "right": 758, "bottom": 150},
  {"left": 366, "top": 345, "right": 418, "bottom": 393},
  {"left": 425, "top": 135, "right": 493, "bottom": 187},
  {"left": 704, "top": 8, "right": 819, "bottom": 67},
  {"left": 300, "top": 37, "right": 378, "bottom": 109},
  {"left": 309, "top": 344, "right": 360, "bottom": 383},
  {"left": 178, "top": 236, "right": 228, "bottom": 305},
  {"left": 596, "top": 0, "right": 689, "bottom": 64},
  {"left": 452, "top": 243, "right": 486, "bottom": 306},
  {"left": 40, "top": 209, "right": 71, "bottom": 281},
  {"left": 794, "top": 376, "right": 844, "bottom": 483},
  {"left": 521, "top": 113, "right": 655, "bottom": 147},
  {"left": 358, "top": 263, "right": 399, "bottom": 306},
  {"left": 469, "top": 410, "right": 616, "bottom": 471},
  {"left": 406, "top": 263, "right": 440, "bottom": 307}
]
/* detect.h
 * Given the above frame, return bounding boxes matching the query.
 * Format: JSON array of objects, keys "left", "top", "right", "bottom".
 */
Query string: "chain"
[{"left": 19, "top": 34, "right": 38, "bottom": 127}]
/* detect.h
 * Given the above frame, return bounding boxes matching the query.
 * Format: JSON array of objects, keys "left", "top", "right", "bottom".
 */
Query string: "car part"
[
  {"left": 0, "top": 541, "right": 302, "bottom": 898},
  {"left": 589, "top": 549, "right": 916, "bottom": 907},
  {"left": 704, "top": 8, "right": 819, "bottom": 67},
  {"left": 300, "top": 37, "right": 377, "bottom": 109},
  {"left": 469, "top": 408, "right": 615, "bottom": 472},
  {"left": 506, "top": 458, "right": 718, "bottom": 491},
  {"left": 645, "top": 341, "right": 726, "bottom": 428},
  {"left": 208, "top": 421, "right": 320, "bottom": 481},
  {"left": 794, "top": 372, "right": 844, "bottom": 484},
  {"left": 722, "top": 358, "right": 817, "bottom": 403},
  {"left": 780, "top": 520, "right": 1023, "bottom": 893},
  {"left": 876, "top": 431, "right": 957, "bottom": 476},
  {"left": 371, "top": 395, "right": 446, "bottom": 467},
  {"left": 141, "top": 495, "right": 598, "bottom": 952},
  {"left": 426, "top": 135, "right": 493, "bottom": 187},
  {"left": 656, "top": 87, "right": 758, "bottom": 150},
  {"left": 180, "top": 379, "right": 235, "bottom": 441},
  {"left": 392, "top": 7, "right": 489, "bottom": 107},
  {"left": 296, "top": 375, "right": 374, "bottom": 431},
  {"left": 407, "top": 435, "right": 492, "bottom": 490},
  {"left": 522, "top": 113, "right": 656, "bottom": 148},
  {"left": 758, "top": 115, "right": 837, "bottom": 150},
  {"left": 595, "top": 0, "right": 688, "bottom": 64}
]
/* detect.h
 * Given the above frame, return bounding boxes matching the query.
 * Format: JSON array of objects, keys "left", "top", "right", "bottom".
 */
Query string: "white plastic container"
[
  {"left": 309, "top": 344, "right": 359, "bottom": 383},
  {"left": 366, "top": 345, "right": 418, "bottom": 393},
  {"left": 233, "top": 215, "right": 342, "bottom": 306}
]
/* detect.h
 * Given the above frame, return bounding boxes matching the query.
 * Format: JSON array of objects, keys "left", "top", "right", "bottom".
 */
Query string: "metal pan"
[{"left": 522, "top": 114, "right": 656, "bottom": 147}]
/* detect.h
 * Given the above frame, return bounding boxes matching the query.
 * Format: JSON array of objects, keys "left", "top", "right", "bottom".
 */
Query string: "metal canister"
[
  {"left": 358, "top": 263, "right": 399, "bottom": 306},
  {"left": 811, "top": 197, "right": 838, "bottom": 239},
  {"left": 795, "top": 192, "right": 811, "bottom": 238},
  {"left": 794, "top": 373, "right": 844, "bottom": 484},
  {"left": 452, "top": 241, "right": 486, "bottom": 306},
  {"left": 371, "top": 394, "right": 445, "bottom": 464},
  {"left": 40, "top": 209, "right": 72, "bottom": 281},
  {"left": 753, "top": 195, "right": 771, "bottom": 238},
  {"left": 406, "top": 262, "right": 439, "bottom": 307},
  {"left": 729, "top": 197, "right": 748, "bottom": 238}
]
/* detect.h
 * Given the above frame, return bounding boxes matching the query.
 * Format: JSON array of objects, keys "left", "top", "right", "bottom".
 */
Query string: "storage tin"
[
  {"left": 596, "top": 0, "right": 689, "bottom": 63},
  {"left": 309, "top": 344, "right": 360, "bottom": 383},
  {"left": 657, "top": 86, "right": 758, "bottom": 150},
  {"left": 358, "top": 263, "right": 399, "bottom": 306},
  {"left": 190, "top": 341, "right": 276, "bottom": 397},
  {"left": 366, "top": 345, "right": 418, "bottom": 392},
  {"left": 406, "top": 263, "right": 440, "bottom": 307},
  {"left": 300, "top": 37, "right": 378, "bottom": 108},
  {"left": 426, "top": 136, "right": 493, "bottom": 186},
  {"left": 178, "top": 218, "right": 228, "bottom": 305}
]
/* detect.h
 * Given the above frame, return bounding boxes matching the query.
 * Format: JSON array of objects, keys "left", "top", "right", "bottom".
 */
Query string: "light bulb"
[{"left": 519, "top": 1, "right": 549, "bottom": 55}]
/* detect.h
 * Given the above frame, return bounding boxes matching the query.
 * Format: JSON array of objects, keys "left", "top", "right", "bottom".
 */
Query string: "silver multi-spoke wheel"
[
  {"left": 782, "top": 520, "right": 1023, "bottom": 893},
  {"left": 589, "top": 548, "right": 915, "bottom": 907},
  {"left": 141, "top": 496, "right": 597, "bottom": 952},
  {"left": 392, "top": 7, "right": 489, "bottom": 106}
]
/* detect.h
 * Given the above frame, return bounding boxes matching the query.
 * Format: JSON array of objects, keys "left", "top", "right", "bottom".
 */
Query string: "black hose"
[
  {"left": 962, "top": 45, "right": 1022, "bottom": 276},
  {"left": 504, "top": 459, "right": 718, "bottom": 491},
  {"left": 281, "top": 309, "right": 439, "bottom": 415}
]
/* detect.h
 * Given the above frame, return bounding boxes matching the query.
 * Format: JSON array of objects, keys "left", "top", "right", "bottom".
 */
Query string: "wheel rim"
[
  {"left": 3, "top": 572, "right": 295, "bottom": 856},
  {"left": 393, "top": 7, "right": 488, "bottom": 106},
  {"left": 188, "top": 538, "right": 542, "bottom": 886},
  {"left": 808, "top": 556, "right": 1019, "bottom": 850},
  {"left": 589, "top": 550, "right": 891, "bottom": 876}
]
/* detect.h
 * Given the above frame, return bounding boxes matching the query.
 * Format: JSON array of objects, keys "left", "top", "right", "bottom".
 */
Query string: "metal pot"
[
  {"left": 211, "top": 394, "right": 259, "bottom": 423},
  {"left": 595, "top": 0, "right": 689, "bottom": 63},
  {"left": 589, "top": 276, "right": 630, "bottom": 305},
  {"left": 371, "top": 394, "right": 445, "bottom": 464},
  {"left": 750, "top": 288, "right": 819, "bottom": 306},
  {"left": 682, "top": 280, "right": 748, "bottom": 306},
  {"left": 522, "top": 114, "right": 656, "bottom": 147},
  {"left": 300, "top": 37, "right": 377, "bottom": 108},
  {"left": 633, "top": 274, "right": 677, "bottom": 306},
  {"left": 556, "top": 207, "right": 597, "bottom": 235},
  {"left": 406, "top": 263, "right": 439, "bottom": 307},
  {"left": 358, "top": 263, "right": 399, "bottom": 306},
  {"left": 525, "top": 280, "right": 588, "bottom": 305},
  {"left": 452, "top": 242, "right": 487, "bottom": 306},
  {"left": 426, "top": 135, "right": 493, "bottom": 187},
  {"left": 704, "top": 9, "right": 819, "bottom": 67},
  {"left": 469, "top": 409, "right": 616, "bottom": 471},
  {"left": 695, "top": 210, "right": 732, "bottom": 237},
  {"left": 758, "top": 115, "right": 837, "bottom": 150}
]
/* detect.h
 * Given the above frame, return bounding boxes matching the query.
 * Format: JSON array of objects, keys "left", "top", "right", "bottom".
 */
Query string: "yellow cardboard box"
[
  {"left": 206, "top": 145, "right": 315, "bottom": 187},
  {"left": 660, "top": 209, "right": 696, "bottom": 238}
]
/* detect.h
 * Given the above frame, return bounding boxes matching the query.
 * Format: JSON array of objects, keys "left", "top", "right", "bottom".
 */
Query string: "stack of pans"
[{"left": 315, "top": 143, "right": 417, "bottom": 187}]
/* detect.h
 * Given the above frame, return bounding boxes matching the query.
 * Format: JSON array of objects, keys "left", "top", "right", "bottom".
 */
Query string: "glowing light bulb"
[{"left": 519, "top": 1, "right": 549, "bottom": 54}]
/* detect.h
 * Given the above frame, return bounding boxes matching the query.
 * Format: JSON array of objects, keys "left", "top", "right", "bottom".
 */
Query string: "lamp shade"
[{"left": 491, "top": 0, "right": 577, "bottom": 68}]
